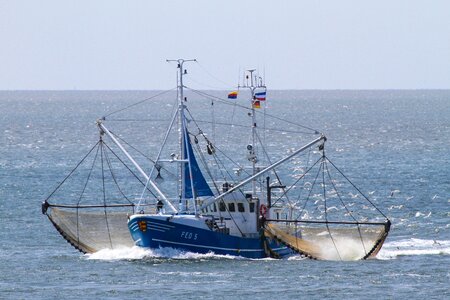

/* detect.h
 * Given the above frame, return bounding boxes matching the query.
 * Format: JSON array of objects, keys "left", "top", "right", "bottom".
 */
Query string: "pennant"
[
  {"left": 255, "top": 91, "right": 266, "bottom": 101},
  {"left": 252, "top": 100, "right": 261, "bottom": 109},
  {"left": 228, "top": 91, "right": 238, "bottom": 99}
]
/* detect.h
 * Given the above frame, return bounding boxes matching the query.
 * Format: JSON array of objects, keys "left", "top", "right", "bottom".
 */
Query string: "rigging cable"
[
  {"left": 190, "top": 134, "right": 221, "bottom": 195},
  {"left": 136, "top": 98, "right": 180, "bottom": 209},
  {"left": 103, "top": 142, "right": 135, "bottom": 206},
  {"left": 295, "top": 146, "right": 313, "bottom": 204},
  {"left": 185, "top": 107, "right": 251, "bottom": 180},
  {"left": 44, "top": 141, "right": 101, "bottom": 203},
  {"left": 75, "top": 142, "right": 101, "bottom": 247},
  {"left": 225, "top": 99, "right": 238, "bottom": 145},
  {"left": 324, "top": 159, "right": 367, "bottom": 255},
  {"left": 108, "top": 130, "right": 177, "bottom": 179},
  {"left": 321, "top": 151, "right": 342, "bottom": 261},
  {"left": 325, "top": 157, "right": 388, "bottom": 219},
  {"left": 103, "top": 143, "right": 158, "bottom": 200},
  {"left": 253, "top": 129, "right": 292, "bottom": 204},
  {"left": 100, "top": 141, "right": 114, "bottom": 249},
  {"left": 211, "top": 98, "right": 216, "bottom": 143},
  {"left": 185, "top": 87, "right": 322, "bottom": 134},
  {"left": 194, "top": 119, "right": 316, "bottom": 135},
  {"left": 183, "top": 109, "right": 248, "bottom": 235},
  {"left": 103, "top": 88, "right": 177, "bottom": 118},
  {"left": 298, "top": 157, "right": 324, "bottom": 220},
  {"left": 195, "top": 61, "right": 236, "bottom": 88},
  {"left": 271, "top": 156, "right": 322, "bottom": 209}
]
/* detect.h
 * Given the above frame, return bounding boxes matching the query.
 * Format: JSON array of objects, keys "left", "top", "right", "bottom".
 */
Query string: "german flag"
[{"left": 253, "top": 100, "right": 261, "bottom": 109}]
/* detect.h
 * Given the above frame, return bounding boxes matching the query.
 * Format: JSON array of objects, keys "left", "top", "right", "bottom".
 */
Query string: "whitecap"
[{"left": 377, "top": 238, "right": 450, "bottom": 260}]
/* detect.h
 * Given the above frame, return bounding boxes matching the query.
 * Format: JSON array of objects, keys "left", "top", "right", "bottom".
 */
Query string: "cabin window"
[
  {"left": 228, "top": 203, "right": 235, "bottom": 212},
  {"left": 249, "top": 202, "right": 255, "bottom": 213},
  {"left": 213, "top": 203, "right": 217, "bottom": 212},
  {"left": 219, "top": 202, "right": 226, "bottom": 212},
  {"left": 237, "top": 202, "right": 245, "bottom": 212}
]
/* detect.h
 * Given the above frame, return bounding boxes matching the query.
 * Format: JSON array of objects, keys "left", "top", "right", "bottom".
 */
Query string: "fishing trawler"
[{"left": 43, "top": 59, "right": 390, "bottom": 260}]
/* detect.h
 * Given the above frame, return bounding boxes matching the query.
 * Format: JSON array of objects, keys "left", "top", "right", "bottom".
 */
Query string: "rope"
[
  {"left": 106, "top": 118, "right": 170, "bottom": 122},
  {"left": 100, "top": 142, "right": 114, "bottom": 249},
  {"left": 271, "top": 156, "right": 322, "bottom": 208},
  {"left": 103, "top": 144, "right": 134, "bottom": 206},
  {"left": 103, "top": 88, "right": 177, "bottom": 118},
  {"left": 295, "top": 146, "right": 312, "bottom": 204},
  {"left": 323, "top": 160, "right": 367, "bottom": 255},
  {"left": 225, "top": 101, "right": 238, "bottom": 146},
  {"left": 190, "top": 119, "right": 317, "bottom": 135},
  {"left": 44, "top": 141, "right": 101, "bottom": 202},
  {"left": 192, "top": 138, "right": 221, "bottom": 195},
  {"left": 103, "top": 143, "right": 158, "bottom": 199},
  {"left": 195, "top": 61, "right": 236, "bottom": 88},
  {"left": 75, "top": 145, "right": 101, "bottom": 207},
  {"left": 321, "top": 153, "right": 342, "bottom": 261},
  {"left": 185, "top": 107, "right": 250, "bottom": 180},
  {"left": 298, "top": 157, "right": 324, "bottom": 220},
  {"left": 186, "top": 87, "right": 321, "bottom": 134},
  {"left": 75, "top": 143, "right": 101, "bottom": 246},
  {"left": 47, "top": 203, "right": 136, "bottom": 209},
  {"left": 108, "top": 130, "right": 176, "bottom": 179},
  {"left": 265, "top": 219, "right": 389, "bottom": 226},
  {"left": 325, "top": 157, "right": 389, "bottom": 219},
  {"left": 253, "top": 129, "right": 291, "bottom": 203}
]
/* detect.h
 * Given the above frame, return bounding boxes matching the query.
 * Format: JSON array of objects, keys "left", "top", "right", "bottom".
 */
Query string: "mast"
[
  {"left": 242, "top": 69, "right": 264, "bottom": 197},
  {"left": 167, "top": 59, "right": 197, "bottom": 213}
]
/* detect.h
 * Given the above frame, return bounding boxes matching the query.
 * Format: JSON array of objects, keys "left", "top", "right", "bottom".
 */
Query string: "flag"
[
  {"left": 255, "top": 91, "right": 266, "bottom": 101},
  {"left": 228, "top": 91, "right": 238, "bottom": 99},
  {"left": 252, "top": 100, "right": 261, "bottom": 109}
]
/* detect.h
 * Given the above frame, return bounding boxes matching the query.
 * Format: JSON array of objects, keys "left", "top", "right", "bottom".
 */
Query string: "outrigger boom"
[
  {"left": 199, "top": 134, "right": 327, "bottom": 211},
  {"left": 97, "top": 120, "right": 178, "bottom": 213}
]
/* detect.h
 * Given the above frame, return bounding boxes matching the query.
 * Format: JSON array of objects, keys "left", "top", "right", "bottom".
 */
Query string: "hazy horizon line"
[{"left": 1, "top": 88, "right": 449, "bottom": 92}]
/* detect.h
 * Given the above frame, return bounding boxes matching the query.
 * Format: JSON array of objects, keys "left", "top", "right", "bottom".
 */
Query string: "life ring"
[{"left": 259, "top": 204, "right": 268, "bottom": 218}]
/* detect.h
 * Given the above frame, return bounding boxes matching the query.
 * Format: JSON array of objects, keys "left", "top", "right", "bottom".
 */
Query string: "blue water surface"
[{"left": 0, "top": 90, "right": 449, "bottom": 299}]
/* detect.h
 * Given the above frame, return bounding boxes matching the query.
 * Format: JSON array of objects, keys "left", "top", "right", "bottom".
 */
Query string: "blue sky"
[{"left": 1, "top": 0, "right": 449, "bottom": 90}]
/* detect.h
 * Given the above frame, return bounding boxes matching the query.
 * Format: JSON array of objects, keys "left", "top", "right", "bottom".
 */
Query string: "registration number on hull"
[{"left": 180, "top": 231, "right": 198, "bottom": 240}]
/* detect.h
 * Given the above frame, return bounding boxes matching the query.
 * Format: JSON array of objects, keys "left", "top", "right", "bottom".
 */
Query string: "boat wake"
[
  {"left": 85, "top": 246, "right": 243, "bottom": 261},
  {"left": 85, "top": 238, "right": 450, "bottom": 261},
  {"left": 377, "top": 238, "right": 450, "bottom": 260}
]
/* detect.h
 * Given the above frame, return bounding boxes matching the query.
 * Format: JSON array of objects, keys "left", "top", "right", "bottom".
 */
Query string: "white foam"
[
  {"left": 85, "top": 239, "right": 450, "bottom": 261},
  {"left": 85, "top": 246, "right": 241, "bottom": 261},
  {"left": 377, "top": 238, "right": 450, "bottom": 260},
  {"left": 85, "top": 246, "right": 154, "bottom": 260},
  {"left": 415, "top": 211, "right": 432, "bottom": 218}
]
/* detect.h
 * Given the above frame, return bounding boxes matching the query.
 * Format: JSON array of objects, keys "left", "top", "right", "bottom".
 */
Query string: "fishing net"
[
  {"left": 42, "top": 138, "right": 160, "bottom": 253},
  {"left": 264, "top": 221, "right": 390, "bottom": 260},
  {"left": 259, "top": 148, "right": 391, "bottom": 261},
  {"left": 46, "top": 206, "right": 134, "bottom": 253}
]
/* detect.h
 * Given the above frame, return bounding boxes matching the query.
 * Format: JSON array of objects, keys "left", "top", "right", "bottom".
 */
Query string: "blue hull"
[{"left": 128, "top": 215, "right": 292, "bottom": 259}]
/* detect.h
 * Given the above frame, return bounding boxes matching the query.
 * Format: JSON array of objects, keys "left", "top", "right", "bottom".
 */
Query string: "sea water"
[{"left": 0, "top": 90, "right": 449, "bottom": 299}]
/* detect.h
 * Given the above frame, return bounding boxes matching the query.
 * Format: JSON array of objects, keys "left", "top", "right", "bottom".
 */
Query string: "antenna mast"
[
  {"left": 242, "top": 69, "right": 266, "bottom": 197},
  {"left": 166, "top": 59, "right": 197, "bottom": 213}
]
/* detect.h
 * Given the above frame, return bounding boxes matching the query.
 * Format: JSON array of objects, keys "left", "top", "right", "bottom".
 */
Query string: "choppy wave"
[{"left": 377, "top": 238, "right": 450, "bottom": 260}]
